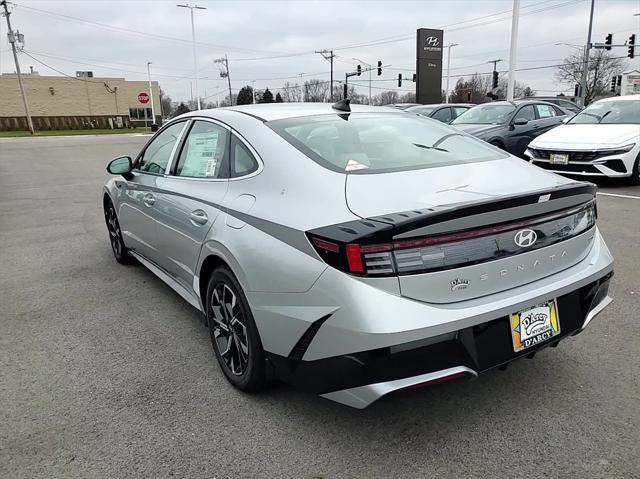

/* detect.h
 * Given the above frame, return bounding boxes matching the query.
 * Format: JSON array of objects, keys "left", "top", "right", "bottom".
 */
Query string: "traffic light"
[
  {"left": 610, "top": 77, "right": 617, "bottom": 93},
  {"left": 343, "top": 83, "right": 348, "bottom": 100},
  {"left": 398, "top": 74, "right": 402, "bottom": 87},
  {"left": 412, "top": 73, "right": 416, "bottom": 82},
  {"left": 377, "top": 61, "right": 382, "bottom": 76},
  {"left": 492, "top": 70, "right": 499, "bottom": 89},
  {"left": 629, "top": 34, "right": 636, "bottom": 59},
  {"left": 574, "top": 84, "right": 581, "bottom": 97},
  {"left": 357, "top": 64, "right": 362, "bottom": 76},
  {"left": 604, "top": 33, "right": 613, "bottom": 51}
]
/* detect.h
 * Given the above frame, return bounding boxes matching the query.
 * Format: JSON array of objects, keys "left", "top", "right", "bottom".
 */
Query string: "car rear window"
[{"left": 267, "top": 113, "right": 507, "bottom": 174}]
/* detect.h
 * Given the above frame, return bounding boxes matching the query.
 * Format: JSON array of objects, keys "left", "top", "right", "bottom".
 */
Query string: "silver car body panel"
[{"left": 103, "top": 103, "right": 615, "bottom": 407}]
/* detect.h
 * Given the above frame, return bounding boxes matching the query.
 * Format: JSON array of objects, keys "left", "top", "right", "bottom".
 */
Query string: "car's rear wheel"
[
  {"left": 206, "top": 266, "right": 266, "bottom": 392},
  {"left": 104, "top": 199, "right": 134, "bottom": 264}
]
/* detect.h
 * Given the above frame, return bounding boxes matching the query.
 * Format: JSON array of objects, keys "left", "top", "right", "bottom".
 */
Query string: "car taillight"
[{"left": 307, "top": 201, "right": 596, "bottom": 277}]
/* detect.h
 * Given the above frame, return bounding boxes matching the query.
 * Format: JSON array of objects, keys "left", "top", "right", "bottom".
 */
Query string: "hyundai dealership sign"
[{"left": 416, "top": 28, "right": 444, "bottom": 104}]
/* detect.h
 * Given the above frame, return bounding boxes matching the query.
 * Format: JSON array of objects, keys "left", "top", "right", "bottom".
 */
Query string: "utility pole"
[
  {"left": 2, "top": 0, "right": 34, "bottom": 134},
  {"left": 298, "top": 72, "right": 305, "bottom": 101},
  {"left": 315, "top": 49, "right": 335, "bottom": 101},
  {"left": 251, "top": 80, "right": 256, "bottom": 104},
  {"left": 177, "top": 3, "right": 206, "bottom": 110},
  {"left": 506, "top": 0, "right": 520, "bottom": 101},
  {"left": 214, "top": 55, "right": 232, "bottom": 105},
  {"left": 146, "top": 62, "right": 156, "bottom": 126},
  {"left": 579, "top": 0, "right": 595, "bottom": 107},
  {"left": 444, "top": 43, "right": 459, "bottom": 103}
]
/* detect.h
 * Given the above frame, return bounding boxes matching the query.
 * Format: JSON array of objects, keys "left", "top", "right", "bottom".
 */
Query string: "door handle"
[
  {"left": 143, "top": 193, "right": 155, "bottom": 206},
  {"left": 189, "top": 210, "right": 209, "bottom": 225}
]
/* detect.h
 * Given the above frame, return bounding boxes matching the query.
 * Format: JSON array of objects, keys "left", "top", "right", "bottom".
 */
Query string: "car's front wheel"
[
  {"left": 104, "top": 199, "right": 134, "bottom": 264},
  {"left": 206, "top": 266, "right": 266, "bottom": 392}
]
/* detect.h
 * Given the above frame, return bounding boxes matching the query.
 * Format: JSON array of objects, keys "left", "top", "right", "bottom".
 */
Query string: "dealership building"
[{"left": 0, "top": 71, "right": 162, "bottom": 131}]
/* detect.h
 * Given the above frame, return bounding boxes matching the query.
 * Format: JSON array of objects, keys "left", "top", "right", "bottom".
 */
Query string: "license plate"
[
  {"left": 509, "top": 300, "right": 560, "bottom": 352},
  {"left": 549, "top": 153, "right": 569, "bottom": 165}
]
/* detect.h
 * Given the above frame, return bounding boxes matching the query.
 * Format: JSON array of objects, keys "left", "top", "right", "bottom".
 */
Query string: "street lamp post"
[
  {"left": 444, "top": 43, "right": 459, "bottom": 103},
  {"left": 177, "top": 3, "right": 206, "bottom": 110},
  {"left": 579, "top": 0, "right": 595, "bottom": 107},
  {"left": 146, "top": 62, "right": 156, "bottom": 127},
  {"left": 352, "top": 58, "right": 372, "bottom": 105}
]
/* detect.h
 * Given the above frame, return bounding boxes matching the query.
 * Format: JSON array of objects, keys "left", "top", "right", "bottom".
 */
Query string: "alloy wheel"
[
  {"left": 105, "top": 206, "right": 122, "bottom": 257},
  {"left": 210, "top": 283, "right": 249, "bottom": 376}
]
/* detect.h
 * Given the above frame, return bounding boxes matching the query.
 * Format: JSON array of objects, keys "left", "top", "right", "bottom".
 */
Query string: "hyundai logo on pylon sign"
[
  {"left": 514, "top": 229, "right": 538, "bottom": 248},
  {"left": 425, "top": 36, "right": 440, "bottom": 47}
]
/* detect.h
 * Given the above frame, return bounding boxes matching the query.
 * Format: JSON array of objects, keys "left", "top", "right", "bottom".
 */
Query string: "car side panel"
[
  {"left": 154, "top": 177, "right": 229, "bottom": 294},
  {"left": 116, "top": 171, "right": 163, "bottom": 259}
]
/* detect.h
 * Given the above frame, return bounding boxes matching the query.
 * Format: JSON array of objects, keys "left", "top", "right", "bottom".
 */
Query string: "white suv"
[{"left": 525, "top": 95, "right": 640, "bottom": 184}]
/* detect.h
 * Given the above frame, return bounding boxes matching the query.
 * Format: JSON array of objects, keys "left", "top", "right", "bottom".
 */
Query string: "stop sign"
[{"left": 137, "top": 92, "right": 150, "bottom": 104}]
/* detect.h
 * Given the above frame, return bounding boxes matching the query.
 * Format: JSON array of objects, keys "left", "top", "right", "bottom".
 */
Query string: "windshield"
[
  {"left": 407, "top": 106, "right": 436, "bottom": 116},
  {"left": 267, "top": 113, "right": 507, "bottom": 174},
  {"left": 451, "top": 104, "right": 515, "bottom": 125},
  {"left": 568, "top": 99, "right": 640, "bottom": 124}
]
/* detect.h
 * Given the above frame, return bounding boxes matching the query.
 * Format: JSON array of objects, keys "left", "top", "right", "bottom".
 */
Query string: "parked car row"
[{"left": 398, "top": 95, "right": 639, "bottom": 184}]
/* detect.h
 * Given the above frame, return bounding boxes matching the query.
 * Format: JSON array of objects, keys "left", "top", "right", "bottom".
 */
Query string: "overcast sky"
[{"left": 1, "top": 0, "right": 638, "bottom": 103}]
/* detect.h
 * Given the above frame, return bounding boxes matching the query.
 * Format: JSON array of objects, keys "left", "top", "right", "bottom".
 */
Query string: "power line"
[{"left": 17, "top": 4, "right": 287, "bottom": 56}]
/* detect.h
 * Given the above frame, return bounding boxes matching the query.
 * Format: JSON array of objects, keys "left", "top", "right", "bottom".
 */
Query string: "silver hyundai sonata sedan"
[{"left": 103, "top": 101, "right": 614, "bottom": 408}]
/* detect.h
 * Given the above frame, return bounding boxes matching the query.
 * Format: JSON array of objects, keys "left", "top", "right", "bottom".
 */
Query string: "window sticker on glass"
[{"left": 182, "top": 131, "right": 220, "bottom": 177}]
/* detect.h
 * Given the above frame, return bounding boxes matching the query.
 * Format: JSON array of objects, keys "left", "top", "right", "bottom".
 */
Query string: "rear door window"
[
  {"left": 535, "top": 104, "right": 557, "bottom": 118},
  {"left": 174, "top": 120, "right": 229, "bottom": 179}
]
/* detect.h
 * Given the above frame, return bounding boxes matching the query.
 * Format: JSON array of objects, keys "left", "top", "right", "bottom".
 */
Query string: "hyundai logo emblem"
[
  {"left": 514, "top": 229, "right": 537, "bottom": 248},
  {"left": 425, "top": 36, "right": 440, "bottom": 47}
]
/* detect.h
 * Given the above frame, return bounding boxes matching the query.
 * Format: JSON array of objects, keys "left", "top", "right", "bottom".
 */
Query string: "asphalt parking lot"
[{"left": 1, "top": 134, "right": 639, "bottom": 479}]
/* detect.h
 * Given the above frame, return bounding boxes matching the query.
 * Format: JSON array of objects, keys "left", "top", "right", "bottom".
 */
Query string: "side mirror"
[
  {"left": 513, "top": 119, "right": 528, "bottom": 126},
  {"left": 107, "top": 156, "right": 133, "bottom": 178}
]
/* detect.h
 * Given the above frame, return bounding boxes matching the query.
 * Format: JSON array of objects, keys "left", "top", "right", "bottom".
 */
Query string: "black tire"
[
  {"left": 206, "top": 266, "right": 266, "bottom": 392},
  {"left": 104, "top": 199, "right": 135, "bottom": 264}
]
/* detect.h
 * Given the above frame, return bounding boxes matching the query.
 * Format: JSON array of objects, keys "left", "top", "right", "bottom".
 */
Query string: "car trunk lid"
[{"left": 338, "top": 159, "right": 597, "bottom": 303}]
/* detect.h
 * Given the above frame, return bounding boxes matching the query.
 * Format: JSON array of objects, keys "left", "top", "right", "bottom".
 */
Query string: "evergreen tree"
[
  {"left": 236, "top": 86, "right": 254, "bottom": 105},
  {"left": 261, "top": 88, "right": 274, "bottom": 103},
  {"left": 275, "top": 92, "right": 284, "bottom": 103}
]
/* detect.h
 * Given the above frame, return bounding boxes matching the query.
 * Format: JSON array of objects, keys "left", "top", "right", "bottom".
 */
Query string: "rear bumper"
[{"left": 267, "top": 272, "right": 613, "bottom": 408}]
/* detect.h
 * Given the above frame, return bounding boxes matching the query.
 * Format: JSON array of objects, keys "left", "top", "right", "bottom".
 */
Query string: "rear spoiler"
[{"left": 309, "top": 182, "right": 597, "bottom": 244}]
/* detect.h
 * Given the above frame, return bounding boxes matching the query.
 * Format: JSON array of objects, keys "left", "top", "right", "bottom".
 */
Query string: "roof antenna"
[{"left": 332, "top": 98, "right": 351, "bottom": 112}]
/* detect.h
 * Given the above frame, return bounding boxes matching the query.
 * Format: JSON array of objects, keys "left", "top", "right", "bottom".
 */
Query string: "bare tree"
[
  {"left": 159, "top": 88, "right": 173, "bottom": 118},
  {"left": 304, "top": 79, "right": 330, "bottom": 102},
  {"left": 555, "top": 50, "right": 627, "bottom": 105},
  {"left": 373, "top": 90, "right": 399, "bottom": 105},
  {"left": 399, "top": 92, "right": 417, "bottom": 103},
  {"left": 450, "top": 74, "right": 493, "bottom": 103},
  {"left": 279, "top": 82, "right": 302, "bottom": 102},
  {"left": 497, "top": 78, "right": 536, "bottom": 99}
]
